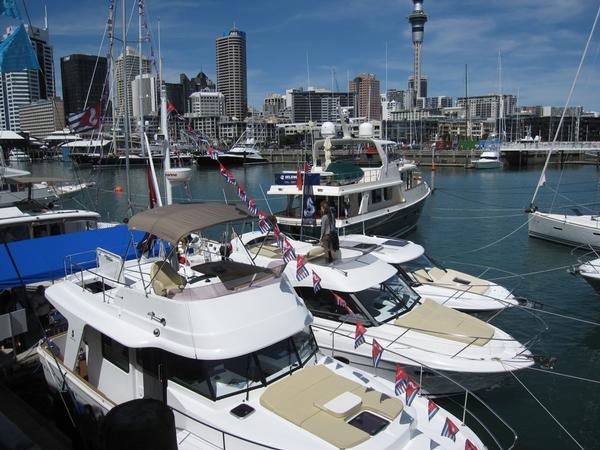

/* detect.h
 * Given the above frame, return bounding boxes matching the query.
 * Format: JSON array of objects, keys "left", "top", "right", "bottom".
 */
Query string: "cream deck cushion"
[
  {"left": 249, "top": 245, "right": 281, "bottom": 259},
  {"left": 151, "top": 262, "right": 187, "bottom": 297},
  {"left": 413, "top": 268, "right": 490, "bottom": 295},
  {"left": 260, "top": 365, "right": 404, "bottom": 449},
  {"left": 394, "top": 299, "right": 494, "bottom": 346}
]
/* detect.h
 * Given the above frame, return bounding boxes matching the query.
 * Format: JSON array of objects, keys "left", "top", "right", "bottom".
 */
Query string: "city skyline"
[{"left": 1, "top": 0, "right": 599, "bottom": 112}]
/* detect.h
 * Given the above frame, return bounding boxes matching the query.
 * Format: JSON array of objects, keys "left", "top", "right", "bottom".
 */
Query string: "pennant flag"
[
  {"left": 296, "top": 167, "right": 303, "bottom": 191},
  {"left": 394, "top": 365, "right": 410, "bottom": 396},
  {"left": 354, "top": 320, "right": 367, "bottom": 349},
  {"left": 312, "top": 270, "right": 322, "bottom": 292},
  {"left": 236, "top": 185, "right": 247, "bottom": 202},
  {"left": 208, "top": 146, "right": 219, "bottom": 161},
  {"left": 296, "top": 255, "right": 309, "bottom": 281},
  {"left": 258, "top": 211, "right": 272, "bottom": 233},
  {"left": 167, "top": 102, "right": 176, "bottom": 114},
  {"left": 333, "top": 292, "right": 353, "bottom": 314},
  {"left": 274, "top": 229, "right": 285, "bottom": 250},
  {"left": 430, "top": 441, "right": 440, "bottom": 450},
  {"left": 441, "top": 417, "right": 459, "bottom": 442},
  {"left": 219, "top": 163, "right": 236, "bottom": 185},
  {"left": 372, "top": 338, "right": 384, "bottom": 368},
  {"left": 247, "top": 198, "right": 258, "bottom": 215},
  {"left": 67, "top": 104, "right": 101, "bottom": 132},
  {"left": 283, "top": 238, "right": 296, "bottom": 263},
  {"left": 537, "top": 172, "right": 546, "bottom": 188},
  {"left": 405, "top": 380, "right": 418, "bottom": 406},
  {"left": 428, "top": 400, "right": 440, "bottom": 421},
  {"left": 465, "top": 439, "right": 478, "bottom": 450}
]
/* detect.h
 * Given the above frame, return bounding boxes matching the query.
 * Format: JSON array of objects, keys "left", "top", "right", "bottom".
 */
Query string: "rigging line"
[
  {"left": 501, "top": 362, "right": 585, "bottom": 450},
  {"left": 488, "top": 264, "right": 575, "bottom": 281},
  {"left": 543, "top": 185, "right": 596, "bottom": 213},
  {"left": 514, "top": 303, "right": 600, "bottom": 327},
  {"left": 434, "top": 188, "right": 522, "bottom": 209},
  {"left": 531, "top": 5, "right": 600, "bottom": 207},
  {"left": 441, "top": 216, "right": 532, "bottom": 258},
  {"left": 517, "top": 364, "right": 600, "bottom": 385}
]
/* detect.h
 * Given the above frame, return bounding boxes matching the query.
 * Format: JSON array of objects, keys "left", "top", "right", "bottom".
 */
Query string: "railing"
[
  {"left": 170, "top": 406, "right": 280, "bottom": 450},
  {"left": 314, "top": 324, "right": 518, "bottom": 450}
]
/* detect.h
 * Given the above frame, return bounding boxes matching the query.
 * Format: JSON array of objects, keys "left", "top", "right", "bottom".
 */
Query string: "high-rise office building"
[
  {"left": 349, "top": 73, "right": 381, "bottom": 120},
  {"left": 457, "top": 94, "right": 517, "bottom": 120},
  {"left": 19, "top": 98, "right": 64, "bottom": 138},
  {"left": 216, "top": 27, "right": 247, "bottom": 119},
  {"left": 0, "top": 24, "right": 55, "bottom": 131},
  {"left": 61, "top": 54, "right": 108, "bottom": 117},
  {"left": 132, "top": 74, "right": 158, "bottom": 119},
  {"left": 287, "top": 88, "right": 354, "bottom": 123},
  {"left": 115, "top": 46, "right": 151, "bottom": 120},
  {"left": 407, "top": 76, "right": 428, "bottom": 101}
]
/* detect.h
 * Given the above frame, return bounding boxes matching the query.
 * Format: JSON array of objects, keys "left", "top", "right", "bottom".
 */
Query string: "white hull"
[
  {"left": 578, "top": 258, "right": 600, "bottom": 293},
  {"left": 528, "top": 211, "right": 600, "bottom": 249},
  {"left": 472, "top": 159, "right": 502, "bottom": 169}
]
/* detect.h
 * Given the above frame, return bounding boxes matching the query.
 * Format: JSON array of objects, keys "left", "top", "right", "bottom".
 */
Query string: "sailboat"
[{"left": 527, "top": 10, "right": 600, "bottom": 249}]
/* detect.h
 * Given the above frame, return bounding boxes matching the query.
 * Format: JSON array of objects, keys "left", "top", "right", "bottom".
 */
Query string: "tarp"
[
  {"left": 0, "top": 24, "right": 40, "bottom": 73},
  {"left": 0, "top": 225, "right": 146, "bottom": 289}
]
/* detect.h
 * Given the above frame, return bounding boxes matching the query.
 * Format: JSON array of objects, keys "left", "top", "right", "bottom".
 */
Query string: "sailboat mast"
[
  {"left": 159, "top": 20, "right": 173, "bottom": 205},
  {"left": 122, "top": 0, "right": 132, "bottom": 213},
  {"left": 138, "top": 0, "right": 144, "bottom": 156}
]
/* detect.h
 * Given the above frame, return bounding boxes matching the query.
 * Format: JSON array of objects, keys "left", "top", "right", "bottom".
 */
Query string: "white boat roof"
[
  {"left": 339, "top": 234, "right": 425, "bottom": 264},
  {"left": 59, "top": 139, "right": 110, "bottom": 148}
]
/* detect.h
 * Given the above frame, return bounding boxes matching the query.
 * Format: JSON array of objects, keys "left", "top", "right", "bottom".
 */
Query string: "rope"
[
  {"left": 428, "top": 213, "right": 524, "bottom": 220},
  {"left": 521, "top": 365, "right": 600, "bottom": 385},
  {"left": 488, "top": 265, "right": 575, "bottom": 281},
  {"left": 502, "top": 363, "right": 585, "bottom": 450}
]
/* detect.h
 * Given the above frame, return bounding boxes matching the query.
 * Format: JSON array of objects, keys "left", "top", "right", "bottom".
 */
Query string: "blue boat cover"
[
  {"left": 0, "top": 24, "right": 40, "bottom": 73},
  {"left": 0, "top": 225, "right": 146, "bottom": 289}
]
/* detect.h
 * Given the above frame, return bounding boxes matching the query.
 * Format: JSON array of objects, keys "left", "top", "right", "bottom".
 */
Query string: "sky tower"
[{"left": 408, "top": 0, "right": 428, "bottom": 108}]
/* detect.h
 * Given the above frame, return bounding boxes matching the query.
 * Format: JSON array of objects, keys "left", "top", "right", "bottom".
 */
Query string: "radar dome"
[
  {"left": 358, "top": 122, "right": 374, "bottom": 138},
  {"left": 321, "top": 122, "right": 336, "bottom": 138}
]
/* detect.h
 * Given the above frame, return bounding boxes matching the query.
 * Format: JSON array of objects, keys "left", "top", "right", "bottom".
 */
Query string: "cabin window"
[
  {"left": 371, "top": 189, "right": 382, "bottom": 204},
  {"left": 64, "top": 220, "right": 96, "bottom": 234},
  {"left": 32, "top": 224, "right": 49, "bottom": 238},
  {"left": 101, "top": 335, "right": 130, "bottom": 373},
  {"left": 3, "top": 225, "right": 29, "bottom": 242},
  {"left": 383, "top": 187, "right": 393, "bottom": 201},
  {"left": 296, "top": 287, "right": 372, "bottom": 326}
]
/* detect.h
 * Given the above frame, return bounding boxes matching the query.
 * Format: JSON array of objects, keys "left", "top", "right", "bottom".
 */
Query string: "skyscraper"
[
  {"left": 349, "top": 73, "right": 381, "bottom": 120},
  {"left": 216, "top": 27, "right": 247, "bottom": 119},
  {"left": 408, "top": 0, "right": 428, "bottom": 108},
  {"left": 61, "top": 54, "right": 108, "bottom": 117},
  {"left": 115, "top": 46, "right": 151, "bottom": 120},
  {"left": 0, "top": 23, "right": 55, "bottom": 131}
]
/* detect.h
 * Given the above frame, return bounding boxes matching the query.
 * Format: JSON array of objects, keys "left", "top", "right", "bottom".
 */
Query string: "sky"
[{"left": 3, "top": 0, "right": 600, "bottom": 111}]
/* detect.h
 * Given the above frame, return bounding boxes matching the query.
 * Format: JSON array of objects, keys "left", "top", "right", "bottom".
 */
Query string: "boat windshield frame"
[{"left": 167, "top": 326, "right": 318, "bottom": 401}]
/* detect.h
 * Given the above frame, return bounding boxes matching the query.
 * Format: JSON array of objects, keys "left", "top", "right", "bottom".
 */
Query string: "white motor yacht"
[
  {"left": 575, "top": 257, "right": 600, "bottom": 293},
  {"left": 229, "top": 232, "right": 534, "bottom": 396},
  {"left": 37, "top": 203, "right": 485, "bottom": 450},
  {"left": 267, "top": 117, "right": 430, "bottom": 240},
  {"left": 8, "top": 149, "right": 32, "bottom": 162},
  {"left": 217, "top": 131, "right": 268, "bottom": 166},
  {"left": 339, "top": 234, "right": 519, "bottom": 312},
  {"left": 472, "top": 150, "right": 502, "bottom": 169}
]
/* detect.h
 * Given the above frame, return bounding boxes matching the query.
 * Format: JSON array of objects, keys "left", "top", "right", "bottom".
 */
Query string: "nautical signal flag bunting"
[
  {"left": 372, "top": 338, "right": 383, "bottom": 368},
  {"left": 354, "top": 320, "right": 367, "bottom": 349}
]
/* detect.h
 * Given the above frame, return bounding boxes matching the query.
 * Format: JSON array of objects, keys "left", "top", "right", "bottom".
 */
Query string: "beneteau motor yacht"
[
  {"left": 339, "top": 234, "right": 519, "bottom": 312},
  {"left": 37, "top": 204, "right": 484, "bottom": 449},
  {"left": 267, "top": 116, "right": 430, "bottom": 240},
  {"left": 229, "top": 231, "right": 534, "bottom": 396}
]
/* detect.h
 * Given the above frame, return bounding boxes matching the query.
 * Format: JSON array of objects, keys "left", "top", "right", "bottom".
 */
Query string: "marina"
[{"left": 1, "top": 0, "right": 600, "bottom": 448}]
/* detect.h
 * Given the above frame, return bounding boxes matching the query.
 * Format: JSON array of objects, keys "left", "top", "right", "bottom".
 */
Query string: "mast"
[
  {"left": 138, "top": 0, "right": 145, "bottom": 157},
  {"left": 159, "top": 20, "right": 173, "bottom": 205},
  {"left": 122, "top": 0, "right": 132, "bottom": 213}
]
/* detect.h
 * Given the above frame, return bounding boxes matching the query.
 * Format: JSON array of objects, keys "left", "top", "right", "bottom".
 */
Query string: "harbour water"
[{"left": 16, "top": 160, "right": 600, "bottom": 449}]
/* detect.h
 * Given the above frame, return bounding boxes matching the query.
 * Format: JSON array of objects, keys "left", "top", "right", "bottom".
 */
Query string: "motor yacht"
[
  {"left": 8, "top": 149, "right": 32, "bottom": 162},
  {"left": 339, "top": 234, "right": 519, "bottom": 312},
  {"left": 575, "top": 257, "right": 600, "bottom": 293},
  {"left": 229, "top": 231, "right": 534, "bottom": 396},
  {"left": 216, "top": 129, "right": 267, "bottom": 166},
  {"left": 472, "top": 151, "right": 502, "bottom": 169},
  {"left": 267, "top": 116, "right": 430, "bottom": 240},
  {"left": 37, "top": 203, "right": 485, "bottom": 449}
]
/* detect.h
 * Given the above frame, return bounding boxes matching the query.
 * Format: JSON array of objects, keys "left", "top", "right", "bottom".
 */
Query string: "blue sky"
[{"left": 3, "top": 0, "right": 600, "bottom": 111}]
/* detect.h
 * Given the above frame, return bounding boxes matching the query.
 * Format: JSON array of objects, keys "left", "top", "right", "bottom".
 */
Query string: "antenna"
[{"left": 385, "top": 42, "right": 388, "bottom": 139}]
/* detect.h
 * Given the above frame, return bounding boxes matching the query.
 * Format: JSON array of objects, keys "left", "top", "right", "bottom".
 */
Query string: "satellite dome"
[
  {"left": 358, "top": 122, "right": 374, "bottom": 138},
  {"left": 321, "top": 122, "right": 336, "bottom": 138}
]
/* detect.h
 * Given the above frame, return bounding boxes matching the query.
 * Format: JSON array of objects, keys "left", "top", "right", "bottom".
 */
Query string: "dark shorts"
[{"left": 320, "top": 234, "right": 332, "bottom": 250}]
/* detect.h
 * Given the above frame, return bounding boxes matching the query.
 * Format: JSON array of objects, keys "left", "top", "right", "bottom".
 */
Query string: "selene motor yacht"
[
  {"left": 229, "top": 232, "right": 534, "bottom": 396},
  {"left": 339, "top": 235, "right": 519, "bottom": 312},
  {"left": 267, "top": 116, "right": 430, "bottom": 240},
  {"left": 37, "top": 204, "right": 484, "bottom": 450}
]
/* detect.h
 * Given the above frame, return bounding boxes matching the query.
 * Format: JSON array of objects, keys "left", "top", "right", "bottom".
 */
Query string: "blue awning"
[{"left": 0, "top": 225, "right": 145, "bottom": 289}]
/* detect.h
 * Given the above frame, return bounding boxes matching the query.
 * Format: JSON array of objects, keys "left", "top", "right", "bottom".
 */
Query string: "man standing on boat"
[{"left": 320, "top": 202, "right": 335, "bottom": 263}]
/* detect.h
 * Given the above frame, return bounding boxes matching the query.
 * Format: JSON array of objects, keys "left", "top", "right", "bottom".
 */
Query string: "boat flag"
[
  {"left": 258, "top": 211, "right": 272, "bottom": 233},
  {"left": 236, "top": 185, "right": 247, "bottom": 203},
  {"left": 428, "top": 400, "right": 440, "bottom": 421},
  {"left": 208, "top": 146, "right": 219, "bottom": 161},
  {"left": 441, "top": 417, "right": 459, "bottom": 442},
  {"left": 67, "top": 104, "right": 101, "bottom": 132},
  {"left": 274, "top": 229, "right": 285, "bottom": 250},
  {"left": 537, "top": 172, "right": 546, "bottom": 188},
  {"left": 283, "top": 238, "right": 296, "bottom": 263},
  {"left": 296, "top": 167, "right": 303, "bottom": 191},
  {"left": 312, "top": 270, "right": 322, "bottom": 292},
  {"left": 333, "top": 293, "right": 353, "bottom": 314},
  {"left": 247, "top": 198, "right": 258, "bottom": 215},
  {"left": 465, "top": 439, "right": 478, "bottom": 450},
  {"left": 372, "top": 338, "right": 383, "bottom": 368},
  {"left": 405, "top": 380, "right": 419, "bottom": 406},
  {"left": 354, "top": 320, "right": 367, "bottom": 349},
  {"left": 219, "top": 163, "right": 236, "bottom": 185},
  {"left": 394, "top": 365, "right": 410, "bottom": 395},
  {"left": 296, "top": 255, "right": 309, "bottom": 281},
  {"left": 167, "top": 102, "right": 176, "bottom": 114}
]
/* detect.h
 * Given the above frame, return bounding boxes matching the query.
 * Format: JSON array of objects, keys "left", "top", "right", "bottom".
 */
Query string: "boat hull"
[
  {"left": 528, "top": 211, "right": 600, "bottom": 249},
  {"left": 217, "top": 154, "right": 268, "bottom": 166},
  {"left": 278, "top": 194, "right": 428, "bottom": 241},
  {"left": 472, "top": 160, "right": 503, "bottom": 169}
]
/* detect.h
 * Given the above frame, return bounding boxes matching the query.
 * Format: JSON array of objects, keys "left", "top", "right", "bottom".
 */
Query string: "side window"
[
  {"left": 371, "top": 189, "right": 382, "bottom": 204},
  {"left": 101, "top": 335, "right": 130, "bottom": 373},
  {"left": 383, "top": 187, "right": 392, "bottom": 201}
]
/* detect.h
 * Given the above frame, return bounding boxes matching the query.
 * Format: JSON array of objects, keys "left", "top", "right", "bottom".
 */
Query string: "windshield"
[
  {"left": 397, "top": 253, "right": 442, "bottom": 273},
  {"left": 168, "top": 326, "right": 318, "bottom": 400},
  {"left": 352, "top": 274, "right": 420, "bottom": 324}
]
